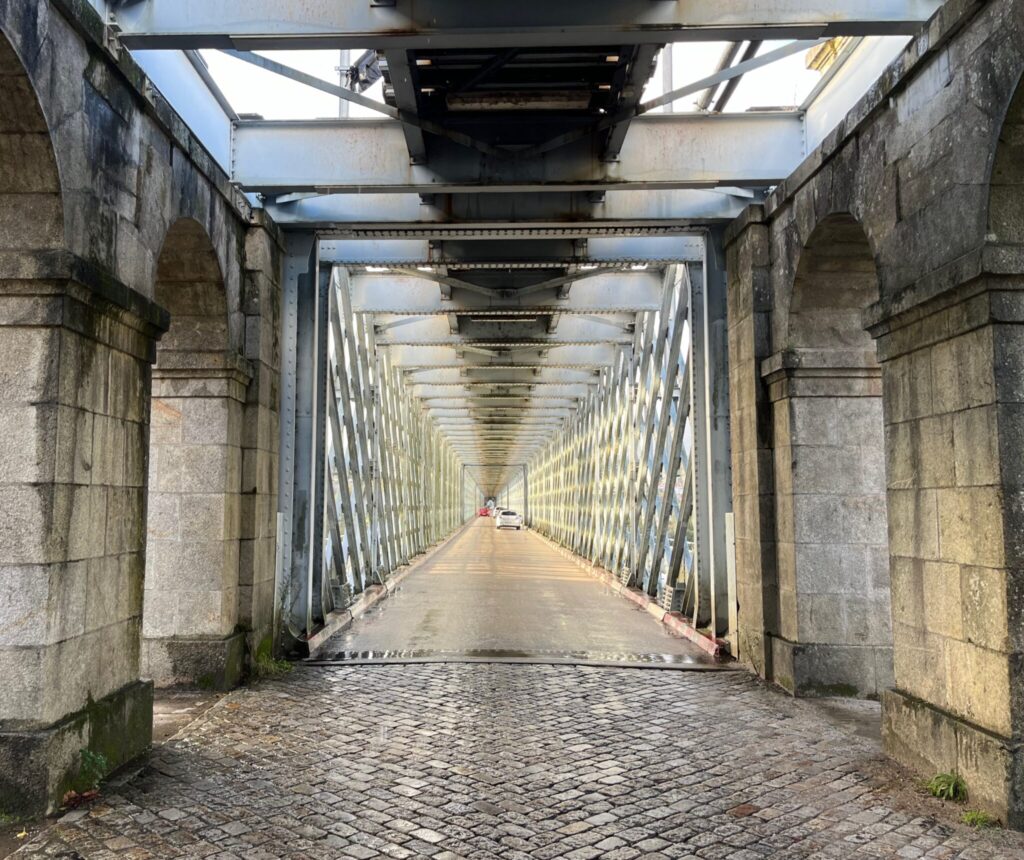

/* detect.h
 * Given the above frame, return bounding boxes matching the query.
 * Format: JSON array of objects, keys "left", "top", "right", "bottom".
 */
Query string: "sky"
[{"left": 198, "top": 42, "right": 825, "bottom": 121}]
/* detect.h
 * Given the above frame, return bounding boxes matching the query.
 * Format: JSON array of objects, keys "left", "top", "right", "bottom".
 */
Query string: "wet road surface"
[{"left": 317, "top": 518, "right": 719, "bottom": 668}]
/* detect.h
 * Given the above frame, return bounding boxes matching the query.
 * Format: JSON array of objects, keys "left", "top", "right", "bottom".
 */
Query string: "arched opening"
[
  {"left": 789, "top": 215, "right": 881, "bottom": 352},
  {"left": 0, "top": 29, "right": 157, "bottom": 813},
  {"left": 143, "top": 218, "right": 249, "bottom": 688},
  {"left": 0, "top": 35, "right": 62, "bottom": 250},
  {"left": 765, "top": 213, "right": 891, "bottom": 697},
  {"left": 988, "top": 76, "right": 1024, "bottom": 251}
]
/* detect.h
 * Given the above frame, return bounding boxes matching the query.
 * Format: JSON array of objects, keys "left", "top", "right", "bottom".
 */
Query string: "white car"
[{"left": 495, "top": 510, "right": 523, "bottom": 530}]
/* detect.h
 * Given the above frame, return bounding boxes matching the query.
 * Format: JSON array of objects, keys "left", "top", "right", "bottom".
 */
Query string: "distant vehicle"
[
  {"left": 495, "top": 510, "right": 523, "bottom": 530},
  {"left": 478, "top": 507, "right": 491, "bottom": 517},
  {"left": 490, "top": 507, "right": 503, "bottom": 517}
]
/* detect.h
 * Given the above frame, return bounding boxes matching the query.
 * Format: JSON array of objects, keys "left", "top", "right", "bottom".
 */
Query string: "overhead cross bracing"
[{"left": 340, "top": 254, "right": 683, "bottom": 491}]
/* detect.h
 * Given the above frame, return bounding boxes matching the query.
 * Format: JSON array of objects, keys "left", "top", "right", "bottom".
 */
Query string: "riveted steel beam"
[
  {"left": 384, "top": 343, "right": 621, "bottom": 368},
  {"left": 322, "top": 234, "right": 704, "bottom": 264},
  {"left": 264, "top": 190, "right": 755, "bottom": 231},
  {"left": 350, "top": 270, "right": 666, "bottom": 315},
  {"left": 232, "top": 113, "right": 805, "bottom": 194}
]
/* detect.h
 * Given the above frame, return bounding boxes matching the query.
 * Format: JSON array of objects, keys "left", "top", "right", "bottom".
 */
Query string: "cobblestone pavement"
[{"left": 16, "top": 664, "right": 1024, "bottom": 859}]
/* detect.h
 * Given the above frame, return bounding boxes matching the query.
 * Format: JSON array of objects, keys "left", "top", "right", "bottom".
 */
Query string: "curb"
[{"left": 530, "top": 530, "right": 726, "bottom": 658}]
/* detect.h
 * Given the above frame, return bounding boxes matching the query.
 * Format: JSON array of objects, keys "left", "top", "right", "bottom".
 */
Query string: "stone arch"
[
  {"left": 0, "top": 27, "right": 166, "bottom": 813},
  {"left": 988, "top": 72, "right": 1024, "bottom": 256},
  {"left": 152, "top": 219, "right": 230, "bottom": 358},
  {"left": 0, "top": 32, "right": 63, "bottom": 252},
  {"left": 788, "top": 213, "right": 880, "bottom": 354},
  {"left": 763, "top": 212, "right": 892, "bottom": 698},
  {"left": 142, "top": 218, "right": 250, "bottom": 689}
]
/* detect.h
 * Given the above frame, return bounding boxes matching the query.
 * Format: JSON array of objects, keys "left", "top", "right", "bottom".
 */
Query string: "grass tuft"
[
  {"left": 962, "top": 810, "right": 996, "bottom": 828},
  {"left": 926, "top": 771, "right": 967, "bottom": 802},
  {"left": 251, "top": 652, "right": 293, "bottom": 680}
]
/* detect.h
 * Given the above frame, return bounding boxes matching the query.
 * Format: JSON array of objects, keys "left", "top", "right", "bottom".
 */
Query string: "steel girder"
[
  {"left": 325, "top": 237, "right": 704, "bottom": 265},
  {"left": 264, "top": 191, "right": 755, "bottom": 231},
  {"left": 405, "top": 367, "right": 599, "bottom": 385},
  {"left": 412, "top": 383, "right": 594, "bottom": 400},
  {"left": 384, "top": 343, "right": 621, "bottom": 368},
  {"left": 113, "top": 1, "right": 942, "bottom": 50},
  {"left": 231, "top": 114, "right": 804, "bottom": 195},
  {"left": 352, "top": 271, "right": 664, "bottom": 315}
]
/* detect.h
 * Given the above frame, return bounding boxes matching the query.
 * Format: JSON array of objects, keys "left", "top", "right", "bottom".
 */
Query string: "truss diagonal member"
[
  {"left": 710, "top": 41, "right": 763, "bottom": 113},
  {"left": 382, "top": 50, "right": 427, "bottom": 163},
  {"left": 514, "top": 266, "right": 631, "bottom": 298},
  {"left": 219, "top": 49, "right": 508, "bottom": 158},
  {"left": 643, "top": 39, "right": 825, "bottom": 112},
  {"left": 518, "top": 38, "right": 826, "bottom": 159},
  {"left": 450, "top": 48, "right": 520, "bottom": 95},
  {"left": 393, "top": 268, "right": 502, "bottom": 299},
  {"left": 695, "top": 43, "right": 742, "bottom": 111},
  {"left": 374, "top": 314, "right": 432, "bottom": 333},
  {"left": 456, "top": 345, "right": 502, "bottom": 358}
]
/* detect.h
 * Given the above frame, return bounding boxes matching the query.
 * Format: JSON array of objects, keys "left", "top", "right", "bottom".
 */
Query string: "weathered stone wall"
[
  {"left": 759, "top": 215, "right": 893, "bottom": 697},
  {"left": 0, "top": 0, "right": 281, "bottom": 813},
  {"left": 762, "top": 356, "right": 892, "bottom": 696},
  {"left": 141, "top": 218, "right": 250, "bottom": 688},
  {"left": 238, "top": 213, "right": 284, "bottom": 661},
  {"left": 0, "top": 257, "right": 165, "bottom": 814},
  {"left": 725, "top": 0, "right": 1024, "bottom": 826},
  {"left": 725, "top": 213, "right": 777, "bottom": 679}
]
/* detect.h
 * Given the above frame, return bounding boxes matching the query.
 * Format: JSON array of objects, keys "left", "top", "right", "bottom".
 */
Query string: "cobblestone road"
[{"left": 17, "top": 664, "right": 1024, "bottom": 859}]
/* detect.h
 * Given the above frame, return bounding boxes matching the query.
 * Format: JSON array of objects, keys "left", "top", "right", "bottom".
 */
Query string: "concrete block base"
[
  {"left": 0, "top": 679, "right": 153, "bottom": 816},
  {"left": 142, "top": 632, "right": 246, "bottom": 690},
  {"left": 883, "top": 688, "right": 1023, "bottom": 828},
  {"left": 769, "top": 635, "right": 893, "bottom": 698}
]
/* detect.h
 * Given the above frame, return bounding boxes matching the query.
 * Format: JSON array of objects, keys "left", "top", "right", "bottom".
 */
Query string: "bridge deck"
[{"left": 317, "top": 518, "right": 719, "bottom": 667}]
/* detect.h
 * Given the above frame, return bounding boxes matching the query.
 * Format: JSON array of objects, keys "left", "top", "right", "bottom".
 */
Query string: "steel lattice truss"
[
  {"left": 322, "top": 270, "right": 470, "bottom": 613},
  {"left": 525, "top": 263, "right": 728, "bottom": 634}
]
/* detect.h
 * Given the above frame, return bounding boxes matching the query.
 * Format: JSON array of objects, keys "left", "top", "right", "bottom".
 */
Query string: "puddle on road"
[{"left": 305, "top": 646, "right": 728, "bottom": 669}]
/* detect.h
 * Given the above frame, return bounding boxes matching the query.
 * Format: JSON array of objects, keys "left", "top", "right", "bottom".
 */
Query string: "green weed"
[
  {"left": 962, "top": 810, "right": 996, "bottom": 828},
  {"left": 251, "top": 652, "right": 293, "bottom": 680},
  {"left": 926, "top": 771, "right": 967, "bottom": 802},
  {"left": 77, "top": 749, "right": 109, "bottom": 792}
]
